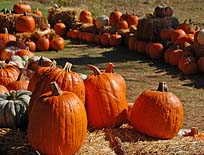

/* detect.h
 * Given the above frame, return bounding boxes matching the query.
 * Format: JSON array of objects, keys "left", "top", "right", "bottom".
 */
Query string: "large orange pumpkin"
[
  {"left": 15, "top": 12, "right": 36, "bottom": 33},
  {"left": 28, "top": 62, "right": 85, "bottom": 116},
  {"left": 84, "top": 63, "right": 128, "bottom": 129},
  {"left": 129, "top": 82, "right": 184, "bottom": 139},
  {"left": 28, "top": 82, "right": 87, "bottom": 155}
]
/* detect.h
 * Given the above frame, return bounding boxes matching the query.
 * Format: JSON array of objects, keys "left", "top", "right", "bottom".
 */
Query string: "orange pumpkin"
[
  {"left": 15, "top": 12, "right": 36, "bottom": 33},
  {"left": 25, "top": 39, "right": 36, "bottom": 52},
  {"left": 7, "top": 72, "right": 29, "bottom": 91},
  {"left": 148, "top": 42, "right": 164, "bottom": 59},
  {"left": 129, "top": 82, "right": 184, "bottom": 139},
  {"left": 54, "top": 20, "right": 66, "bottom": 37},
  {"left": 127, "top": 14, "right": 139, "bottom": 27},
  {"left": 170, "top": 29, "right": 186, "bottom": 43},
  {"left": 13, "top": 2, "right": 32, "bottom": 14},
  {"left": 168, "top": 46, "right": 184, "bottom": 66},
  {"left": 33, "top": 8, "right": 43, "bottom": 16},
  {"left": 28, "top": 62, "right": 85, "bottom": 116},
  {"left": 0, "top": 28, "right": 16, "bottom": 47},
  {"left": 50, "top": 36, "right": 65, "bottom": 51},
  {"left": 36, "top": 36, "right": 50, "bottom": 51},
  {"left": 28, "top": 82, "right": 87, "bottom": 155},
  {"left": 109, "top": 10, "right": 122, "bottom": 27},
  {"left": 79, "top": 10, "right": 93, "bottom": 23},
  {"left": 109, "top": 33, "right": 122, "bottom": 47},
  {"left": 116, "top": 20, "right": 128, "bottom": 31},
  {"left": 0, "top": 62, "right": 20, "bottom": 87},
  {"left": 84, "top": 63, "right": 128, "bottom": 129}
]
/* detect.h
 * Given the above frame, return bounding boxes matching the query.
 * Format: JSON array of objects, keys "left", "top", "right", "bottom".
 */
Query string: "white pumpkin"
[{"left": 94, "top": 15, "right": 109, "bottom": 30}]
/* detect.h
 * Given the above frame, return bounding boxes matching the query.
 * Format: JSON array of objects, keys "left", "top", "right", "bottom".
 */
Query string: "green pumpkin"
[{"left": 0, "top": 90, "right": 32, "bottom": 130}]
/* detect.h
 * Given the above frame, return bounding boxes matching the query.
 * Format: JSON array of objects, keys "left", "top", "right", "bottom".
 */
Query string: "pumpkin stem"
[
  {"left": 86, "top": 64, "right": 101, "bottom": 75},
  {"left": 105, "top": 62, "right": 114, "bottom": 73},
  {"left": 157, "top": 82, "right": 168, "bottom": 92},
  {"left": 50, "top": 82, "right": 63, "bottom": 96},
  {"left": 63, "top": 62, "right": 72, "bottom": 72},
  {"left": 0, "top": 61, "right": 6, "bottom": 69},
  {"left": 17, "top": 71, "right": 24, "bottom": 81},
  {"left": 50, "top": 60, "right": 57, "bottom": 68},
  {"left": 8, "top": 90, "right": 17, "bottom": 100}
]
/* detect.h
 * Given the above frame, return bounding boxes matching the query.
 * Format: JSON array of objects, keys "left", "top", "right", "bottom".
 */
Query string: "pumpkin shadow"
[
  {"left": 0, "top": 128, "right": 36, "bottom": 155},
  {"left": 54, "top": 43, "right": 204, "bottom": 89}
]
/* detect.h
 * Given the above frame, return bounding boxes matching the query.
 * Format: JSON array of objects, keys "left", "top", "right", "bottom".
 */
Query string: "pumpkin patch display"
[
  {"left": 129, "top": 82, "right": 184, "bottom": 139},
  {"left": 0, "top": 90, "right": 32, "bottom": 130},
  {"left": 28, "top": 82, "right": 87, "bottom": 155},
  {"left": 84, "top": 63, "right": 128, "bottom": 129}
]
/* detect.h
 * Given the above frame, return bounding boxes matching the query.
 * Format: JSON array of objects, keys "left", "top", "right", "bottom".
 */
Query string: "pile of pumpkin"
[
  {"left": 64, "top": 6, "right": 204, "bottom": 75},
  {"left": 0, "top": 51, "right": 185, "bottom": 154},
  {"left": 0, "top": 1, "right": 65, "bottom": 52},
  {"left": 0, "top": 3, "right": 203, "bottom": 155}
]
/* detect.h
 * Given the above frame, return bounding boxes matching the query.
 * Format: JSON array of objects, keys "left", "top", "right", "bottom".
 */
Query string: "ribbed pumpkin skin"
[
  {"left": 28, "top": 90, "right": 87, "bottom": 155},
  {"left": 84, "top": 63, "right": 128, "bottom": 129},
  {"left": 0, "top": 90, "right": 32, "bottom": 129},
  {"left": 0, "top": 63, "right": 20, "bottom": 86},
  {"left": 0, "top": 85, "right": 8, "bottom": 93},
  {"left": 130, "top": 89, "right": 184, "bottom": 139},
  {"left": 7, "top": 80, "right": 29, "bottom": 91},
  {"left": 28, "top": 63, "right": 85, "bottom": 116}
]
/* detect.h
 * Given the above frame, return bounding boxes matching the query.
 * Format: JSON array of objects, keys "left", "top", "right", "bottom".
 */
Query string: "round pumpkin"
[
  {"left": 0, "top": 62, "right": 20, "bottom": 86},
  {"left": 28, "top": 82, "right": 87, "bottom": 155},
  {"left": 33, "top": 8, "right": 43, "bottom": 16},
  {"left": 94, "top": 15, "right": 109, "bottom": 31},
  {"left": 129, "top": 82, "right": 184, "bottom": 139},
  {"left": 79, "top": 10, "right": 93, "bottom": 23},
  {"left": 15, "top": 12, "right": 36, "bottom": 33},
  {"left": 84, "top": 63, "right": 128, "bottom": 129},
  {"left": 0, "top": 90, "right": 32, "bottom": 130},
  {"left": 54, "top": 20, "right": 66, "bottom": 37},
  {"left": 13, "top": 2, "right": 32, "bottom": 14},
  {"left": 0, "top": 28, "right": 16, "bottom": 47},
  {"left": 36, "top": 36, "right": 50, "bottom": 51},
  {"left": 148, "top": 42, "right": 164, "bottom": 59},
  {"left": 7, "top": 72, "right": 29, "bottom": 91},
  {"left": 50, "top": 36, "right": 65, "bottom": 51},
  {"left": 25, "top": 39, "right": 36, "bottom": 52},
  {"left": 109, "top": 10, "right": 122, "bottom": 27}
]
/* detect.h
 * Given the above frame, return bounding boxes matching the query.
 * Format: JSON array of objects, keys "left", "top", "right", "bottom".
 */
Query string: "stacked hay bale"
[
  {"left": 48, "top": 6, "right": 81, "bottom": 30},
  {"left": 136, "top": 16, "right": 179, "bottom": 42},
  {"left": 0, "top": 13, "right": 48, "bottom": 34}
]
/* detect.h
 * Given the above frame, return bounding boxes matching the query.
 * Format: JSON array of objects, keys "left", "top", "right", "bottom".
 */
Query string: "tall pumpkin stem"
[
  {"left": 50, "top": 82, "right": 63, "bottom": 96},
  {"left": 105, "top": 62, "right": 114, "bottom": 73},
  {"left": 63, "top": 62, "right": 72, "bottom": 72},
  {"left": 86, "top": 64, "right": 101, "bottom": 75},
  {"left": 157, "top": 82, "right": 168, "bottom": 92}
]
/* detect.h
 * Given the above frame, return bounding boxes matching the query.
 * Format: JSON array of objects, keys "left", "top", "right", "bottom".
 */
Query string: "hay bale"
[
  {"left": 137, "top": 16, "right": 179, "bottom": 42},
  {"left": 48, "top": 6, "right": 81, "bottom": 29},
  {"left": 0, "top": 13, "right": 48, "bottom": 34}
]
